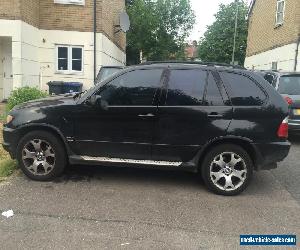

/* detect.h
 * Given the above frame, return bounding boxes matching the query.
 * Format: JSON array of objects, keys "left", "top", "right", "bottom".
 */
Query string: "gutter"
[
  {"left": 93, "top": 0, "right": 97, "bottom": 82},
  {"left": 294, "top": 36, "right": 300, "bottom": 72}
]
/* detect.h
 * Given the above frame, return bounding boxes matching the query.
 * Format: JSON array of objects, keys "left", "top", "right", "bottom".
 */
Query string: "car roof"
[{"left": 125, "top": 62, "right": 250, "bottom": 74}]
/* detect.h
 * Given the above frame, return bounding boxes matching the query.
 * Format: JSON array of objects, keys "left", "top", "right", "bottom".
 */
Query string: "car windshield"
[
  {"left": 75, "top": 68, "right": 121, "bottom": 100},
  {"left": 278, "top": 75, "right": 300, "bottom": 95},
  {"left": 95, "top": 68, "right": 122, "bottom": 85}
]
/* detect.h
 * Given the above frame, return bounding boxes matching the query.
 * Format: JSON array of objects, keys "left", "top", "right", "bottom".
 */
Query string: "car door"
[
  {"left": 71, "top": 68, "right": 165, "bottom": 160},
  {"left": 152, "top": 68, "right": 233, "bottom": 163}
]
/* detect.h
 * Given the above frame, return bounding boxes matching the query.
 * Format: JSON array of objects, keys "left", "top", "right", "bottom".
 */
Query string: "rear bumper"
[
  {"left": 288, "top": 118, "right": 300, "bottom": 132},
  {"left": 252, "top": 141, "right": 291, "bottom": 170}
]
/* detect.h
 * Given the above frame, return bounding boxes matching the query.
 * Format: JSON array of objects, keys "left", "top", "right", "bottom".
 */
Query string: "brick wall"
[
  {"left": 20, "top": 0, "right": 40, "bottom": 27},
  {"left": 39, "top": 0, "right": 125, "bottom": 50},
  {"left": 101, "top": 0, "right": 126, "bottom": 50},
  {"left": 39, "top": 0, "right": 94, "bottom": 32},
  {"left": 246, "top": 0, "right": 300, "bottom": 57},
  {"left": 0, "top": 0, "right": 125, "bottom": 51},
  {"left": 0, "top": 0, "right": 21, "bottom": 20}
]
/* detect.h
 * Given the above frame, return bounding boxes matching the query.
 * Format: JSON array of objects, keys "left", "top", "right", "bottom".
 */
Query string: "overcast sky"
[{"left": 188, "top": 0, "right": 252, "bottom": 41}]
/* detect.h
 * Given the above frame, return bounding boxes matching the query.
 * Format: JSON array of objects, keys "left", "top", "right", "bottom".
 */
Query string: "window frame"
[
  {"left": 96, "top": 68, "right": 165, "bottom": 107},
  {"left": 218, "top": 70, "right": 269, "bottom": 107},
  {"left": 163, "top": 68, "right": 208, "bottom": 107},
  {"left": 56, "top": 45, "right": 84, "bottom": 75},
  {"left": 54, "top": 0, "right": 85, "bottom": 6},
  {"left": 275, "top": 0, "right": 285, "bottom": 26}
]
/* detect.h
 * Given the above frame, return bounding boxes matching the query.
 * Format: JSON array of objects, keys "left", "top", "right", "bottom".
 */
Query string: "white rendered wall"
[
  {"left": 0, "top": 19, "right": 126, "bottom": 94},
  {"left": 244, "top": 43, "right": 299, "bottom": 71}
]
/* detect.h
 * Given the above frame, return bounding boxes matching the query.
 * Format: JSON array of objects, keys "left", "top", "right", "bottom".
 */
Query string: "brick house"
[
  {"left": 0, "top": 0, "right": 126, "bottom": 101},
  {"left": 244, "top": 0, "right": 300, "bottom": 71}
]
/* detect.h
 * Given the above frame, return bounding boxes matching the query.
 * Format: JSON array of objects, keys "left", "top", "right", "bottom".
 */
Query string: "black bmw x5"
[{"left": 2, "top": 62, "right": 291, "bottom": 195}]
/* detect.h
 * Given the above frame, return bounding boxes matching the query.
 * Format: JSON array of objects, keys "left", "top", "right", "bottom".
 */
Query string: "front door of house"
[
  {"left": 0, "top": 39, "right": 4, "bottom": 102},
  {"left": 2, "top": 38, "right": 13, "bottom": 100}
]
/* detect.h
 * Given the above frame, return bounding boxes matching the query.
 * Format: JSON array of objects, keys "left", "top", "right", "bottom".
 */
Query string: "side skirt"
[{"left": 69, "top": 155, "right": 197, "bottom": 172}]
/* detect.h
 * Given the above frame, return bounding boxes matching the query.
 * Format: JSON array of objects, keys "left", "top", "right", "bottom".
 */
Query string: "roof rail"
[{"left": 140, "top": 61, "right": 245, "bottom": 69}]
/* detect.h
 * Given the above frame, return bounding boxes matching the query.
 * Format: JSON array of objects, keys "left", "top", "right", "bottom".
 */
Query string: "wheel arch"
[
  {"left": 196, "top": 136, "right": 259, "bottom": 171},
  {"left": 14, "top": 124, "right": 71, "bottom": 160}
]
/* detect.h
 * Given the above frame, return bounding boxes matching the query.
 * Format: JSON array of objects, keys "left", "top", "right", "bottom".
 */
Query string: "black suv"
[{"left": 3, "top": 62, "right": 291, "bottom": 195}]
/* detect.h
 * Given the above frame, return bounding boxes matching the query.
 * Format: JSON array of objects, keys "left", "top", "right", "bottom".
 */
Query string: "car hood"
[{"left": 12, "top": 94, "right": 77, "bottom": 111}]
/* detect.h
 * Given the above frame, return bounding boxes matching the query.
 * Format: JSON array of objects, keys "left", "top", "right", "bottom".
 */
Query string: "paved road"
[
  {"left": 271, "top": 134, "right": 300, "bottom": 203},
  {"left": 0, "top": 141, "right": 299, "bottom": 249}
]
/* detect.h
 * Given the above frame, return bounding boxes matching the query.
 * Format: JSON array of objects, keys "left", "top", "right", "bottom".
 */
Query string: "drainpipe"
[
  {"left": 93, "top": 0, "right": 97, "bottom": 82},
  {"left": 294, "top": 36, "right": 300, "bottom": 72}
]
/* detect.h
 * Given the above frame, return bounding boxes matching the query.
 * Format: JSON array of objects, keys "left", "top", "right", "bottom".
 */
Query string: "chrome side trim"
[{"left": 81, "top": 156, "right": 182, "bottom": 166}]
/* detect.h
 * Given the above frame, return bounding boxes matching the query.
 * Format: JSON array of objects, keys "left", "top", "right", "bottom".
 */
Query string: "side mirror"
[{"left": 89, "top": 95, "right": 108, "bottom": 110}]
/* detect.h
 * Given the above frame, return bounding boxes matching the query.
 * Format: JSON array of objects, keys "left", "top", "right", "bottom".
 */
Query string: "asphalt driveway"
[{"left": 0, "top": 139, "right": 299, "bottom": 249}]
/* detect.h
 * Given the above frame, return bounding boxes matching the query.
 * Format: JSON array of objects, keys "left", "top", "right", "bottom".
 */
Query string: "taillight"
[
  {"left": 284, "top": 96, "right": 293, "bottom": 105},
  {"left": 277, "top": 117, "right": 289, "bottom": 138}
]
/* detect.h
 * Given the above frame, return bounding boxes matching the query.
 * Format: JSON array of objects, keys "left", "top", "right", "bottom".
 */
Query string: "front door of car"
[
  {"left": 152, "top": 68, "right": 233, "bottom": 163},
  {"left": 71, "top": 68, "right": 165, "bottom": 160}
]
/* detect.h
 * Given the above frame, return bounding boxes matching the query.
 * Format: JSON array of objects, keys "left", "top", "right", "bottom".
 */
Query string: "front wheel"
[
  {"left": 201, "top": 144, "right": 253, "bottom": 196},
  {"left": 17, "top": 131, "right": 66, "bottom": 181}
]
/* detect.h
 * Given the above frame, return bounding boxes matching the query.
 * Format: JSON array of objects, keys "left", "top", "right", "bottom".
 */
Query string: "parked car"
[
  {"left": 255, "top": 71, "right": 300, "bottom": 133},
  {"left": 95, "top": 66, "right": 124, "bottom": 85},
  {"left": 3, "top": 62, "right": 291, "bottom": 195}
]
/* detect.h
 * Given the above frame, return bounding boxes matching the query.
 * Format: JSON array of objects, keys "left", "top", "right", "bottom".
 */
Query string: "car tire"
[
  {"left": 201, "top": 144, "right": 253, "bottom": 196},
  {"left": 16, "top": 131, "right": 66, "bottom": 181}
]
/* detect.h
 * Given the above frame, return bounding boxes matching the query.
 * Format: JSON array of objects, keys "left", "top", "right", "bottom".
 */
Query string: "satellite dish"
[{"left": 119, "top": 11, "right": 130, "bottom": 33}]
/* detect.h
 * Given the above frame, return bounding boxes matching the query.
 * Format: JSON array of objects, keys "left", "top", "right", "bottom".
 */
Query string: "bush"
[{"left": 7, "top": 86, "right": 48, "bottom": 110}]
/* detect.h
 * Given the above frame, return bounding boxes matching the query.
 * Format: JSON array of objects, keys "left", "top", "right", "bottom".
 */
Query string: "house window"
[
  {"left": 56, "top": 45, "right": 83, "bottom": 73},
  {"left": 272, "top": 61, "right": 278, "bottom": 70},
  {"left": 54, "top": 0, "right": 85, "bottom": 5},
  {"left": 275, "top": 0, "right": 285, "bottom": 26}
]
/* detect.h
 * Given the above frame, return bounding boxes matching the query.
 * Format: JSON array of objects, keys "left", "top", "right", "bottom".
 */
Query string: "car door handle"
[
  {"left": 138, "top": 113, "right": 155, "bottom": 118},
  {"left": 208, "top": 112, "right": 223, "bottom": 118}
]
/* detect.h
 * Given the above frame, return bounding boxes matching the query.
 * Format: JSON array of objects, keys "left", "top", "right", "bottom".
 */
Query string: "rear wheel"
[
  {"left": 201, "top": 144, "right": 253, "bottom": 196},
  {"left": 17, "top": 131, "right": 66, "bottom": 181}
]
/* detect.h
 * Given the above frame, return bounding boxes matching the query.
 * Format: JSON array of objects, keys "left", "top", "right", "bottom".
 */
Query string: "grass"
[{"left": 0, "top": 104, "right": 17, "bottom": 180}]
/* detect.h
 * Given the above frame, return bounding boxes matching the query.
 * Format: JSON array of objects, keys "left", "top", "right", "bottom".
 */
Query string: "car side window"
[
  {"left": 98, "top": 69, "right": 163, "bottom": 106},
  {"left": 220, "top": 72, "right": 266, "bottom": 106},
  {"left": 165, "top": 69, "right": 207, "bottom": 106},
  {"left": 204, "top": 72, "right": 224, "bottom": 106}
]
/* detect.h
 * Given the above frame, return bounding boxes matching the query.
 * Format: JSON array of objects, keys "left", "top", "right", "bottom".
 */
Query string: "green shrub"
[
  {"left": 0, "top": 159, "right": 17, "bottom": 179},
  {"left": 7, "top": 86, "right": 48, "bottom": 110}
]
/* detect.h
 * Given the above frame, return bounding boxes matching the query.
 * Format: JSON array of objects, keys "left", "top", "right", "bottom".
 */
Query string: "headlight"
[{"left": 6, "top": 115, "right": 14, "bottom": 124}]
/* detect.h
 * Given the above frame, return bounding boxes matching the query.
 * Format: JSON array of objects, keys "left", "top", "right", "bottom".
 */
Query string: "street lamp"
[{"left": 231, "top": 0, "right": 239, "bottom": 65}]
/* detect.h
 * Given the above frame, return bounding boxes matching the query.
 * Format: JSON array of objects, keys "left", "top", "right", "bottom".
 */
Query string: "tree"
[
  {"left": 126, "top": 0, "right": 195, "bottom": 64},
  {"left": 198, "top": 1, "right": 248, "bottom": 65}
]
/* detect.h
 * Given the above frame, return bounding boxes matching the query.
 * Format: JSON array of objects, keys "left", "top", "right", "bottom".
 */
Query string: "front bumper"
[
  {"left": 2, "top": 126, "right": 18, "bottom": 159},
  {"left": 253, "top": 141, "right": 291, "bottom": 170}
]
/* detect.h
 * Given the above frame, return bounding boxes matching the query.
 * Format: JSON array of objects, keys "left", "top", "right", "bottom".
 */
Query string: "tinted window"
[
  {"left": 278, "top": 75, "right": 300, "bottom": 95},
  {"left": 166, "top": 69, "right": 207, "bottom": 106},
  {"left": 220, "top": 72, "right": 266, "bottom": 106},
  {"left": 99, "top": 69, "right": 163, "bottom": 106},
  {"left": 204, "top": 72, "right": 224, "bottom": 106}
]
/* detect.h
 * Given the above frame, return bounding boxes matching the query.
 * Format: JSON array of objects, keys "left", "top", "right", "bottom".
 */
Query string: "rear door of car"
[
  {"left": 152, "top": 67, "right": 233, "bottom": 163},
  {"left": 219, "top": 70, "right": 273, "bottom": 141}
]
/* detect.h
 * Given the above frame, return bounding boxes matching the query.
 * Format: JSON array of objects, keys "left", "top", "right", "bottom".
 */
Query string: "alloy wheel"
[
  {"left": 209, "top": 152, "right": 247, "bottom": 191},
  {"left": 22, "top": 139, "right": 56, "bottom": 176}
]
